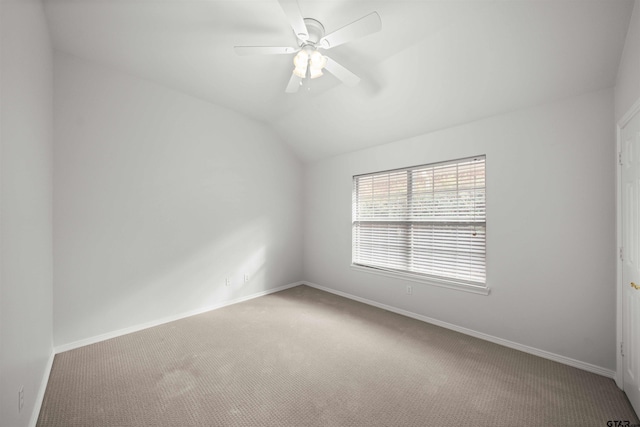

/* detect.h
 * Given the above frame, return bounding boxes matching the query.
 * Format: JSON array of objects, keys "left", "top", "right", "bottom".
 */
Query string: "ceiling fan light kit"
[
  {"left": 293, "top": 47, "right": 328, "bottom": 80},
  {"left": 234, "top": 0, "right": 381, "bottom": 93}
]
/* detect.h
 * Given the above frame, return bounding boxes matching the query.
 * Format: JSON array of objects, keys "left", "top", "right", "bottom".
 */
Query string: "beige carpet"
[{"left": 38, "top": 285, "right": 638, "bottom": 426}]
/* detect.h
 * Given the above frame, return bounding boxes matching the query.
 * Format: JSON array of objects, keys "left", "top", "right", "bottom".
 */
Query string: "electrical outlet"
[
  {"left": 18, "top": 386, "right": 24, "bottom": 413},
  {"left": 244, "top": 273, "right": 249, "bottom": 283},
  {"left": 225, "top": 278, "right": 231, "bottom": 287},
  {"left": 406, "top": 285, "right": 413, "bottom": 295}
]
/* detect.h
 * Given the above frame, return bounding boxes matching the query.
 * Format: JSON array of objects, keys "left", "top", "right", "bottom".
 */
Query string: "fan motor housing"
[{"left": 301, "top": 18, "right": 325, "bottom": 45}]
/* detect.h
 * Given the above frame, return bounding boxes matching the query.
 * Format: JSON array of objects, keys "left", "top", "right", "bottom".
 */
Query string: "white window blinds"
[{"left": 352, "top": 156, "right": 486, "bottom": 286}]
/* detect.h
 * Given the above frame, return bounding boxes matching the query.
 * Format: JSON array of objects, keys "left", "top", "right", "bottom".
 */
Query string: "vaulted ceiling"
[{"left": 43, "top": 0, "right": 634, "bottom": 162}]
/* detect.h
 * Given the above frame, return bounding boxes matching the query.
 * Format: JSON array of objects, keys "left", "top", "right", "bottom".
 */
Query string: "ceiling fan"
[{"left": 234, "top": 0, "right": 382, "bottom": 93}]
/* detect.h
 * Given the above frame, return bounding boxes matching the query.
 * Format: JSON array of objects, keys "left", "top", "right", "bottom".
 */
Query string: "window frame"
[{"left": 351, "top": 156, "right": 489, "bottom": 295}]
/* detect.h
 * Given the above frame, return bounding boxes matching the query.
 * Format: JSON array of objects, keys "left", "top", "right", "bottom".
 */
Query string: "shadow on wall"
[
  {"left": 54, "top": 213, "right": 292, "bottom": 346},
  {"left": 105, "top": 215, "right": 272, "bottom": 318}
]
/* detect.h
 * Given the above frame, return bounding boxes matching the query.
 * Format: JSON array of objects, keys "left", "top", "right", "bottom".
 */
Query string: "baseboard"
[
  {"left": 303, "top": 281, "right": 616, "bottom": 379},
  {"left": 54, "top": 281, "right": 304, "bottom": 354},
  {"left": 50, "top": 278, "right": 615, "bottom": 380},
  {"left": 30, "top": 348, "right": 55, "bottom": 427}
]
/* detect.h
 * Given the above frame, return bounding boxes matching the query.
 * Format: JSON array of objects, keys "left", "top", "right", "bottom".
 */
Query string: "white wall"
[
  {"left": 616, "top": 1, "right": 640, "bottom": 121},
  {"left": 53, "top": 53, "right": 303, "bottom": 347},
  {"left": 0, "top": 1, "right": 54, "bottom": 426},
  {"left": 304, "top": 89, "right": 616, "bottom": 371}
]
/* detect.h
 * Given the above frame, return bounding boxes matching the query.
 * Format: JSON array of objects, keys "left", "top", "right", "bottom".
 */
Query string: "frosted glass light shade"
[{"left": 292, "top": 49, "right": 326, "bottom": 80}]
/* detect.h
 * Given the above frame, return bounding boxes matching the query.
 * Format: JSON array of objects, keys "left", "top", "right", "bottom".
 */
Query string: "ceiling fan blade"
[
  {"left": 278, "top": 0, "right": 309, "bottom": 41},
  {"left": 319, "top": 12, "right": 382, "bottom": 49},
  {"left": 285, "top": 72, "right": 302, "bottom": 93},
  {"left": 234, "top": 46, "right": 298, "bottom": 56},
  {"left": 323, "top": 57, "right": 361, "bottom": 87}
]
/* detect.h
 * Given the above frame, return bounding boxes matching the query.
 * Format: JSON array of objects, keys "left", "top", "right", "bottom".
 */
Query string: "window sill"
[{"left": 350, "top": 264, "right": 491, "bottom": 296}]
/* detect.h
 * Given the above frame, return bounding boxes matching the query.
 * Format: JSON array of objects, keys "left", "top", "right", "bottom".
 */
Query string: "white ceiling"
[{"left": 43, "top": 0, "right": 634, "bottom": 162}]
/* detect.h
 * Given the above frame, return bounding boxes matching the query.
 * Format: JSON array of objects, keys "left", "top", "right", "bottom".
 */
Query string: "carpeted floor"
[{"left": 37, "top": 285, "right": 638, "bottom": 426}]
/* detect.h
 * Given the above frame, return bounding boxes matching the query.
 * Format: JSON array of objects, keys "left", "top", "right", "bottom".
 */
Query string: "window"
[{"left": 352, "top": 156, "right": 486, "bottom": 291}]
